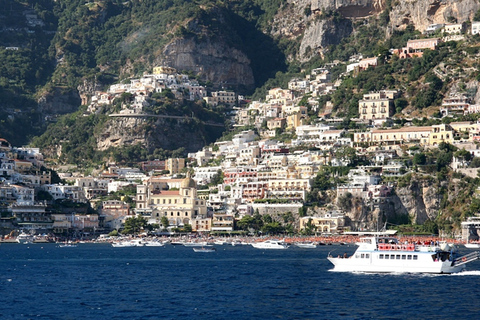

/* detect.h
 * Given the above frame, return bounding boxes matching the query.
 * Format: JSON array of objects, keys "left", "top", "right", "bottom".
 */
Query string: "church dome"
[{"left": 181, "top": 175, "right": 197, "bottom": 189}]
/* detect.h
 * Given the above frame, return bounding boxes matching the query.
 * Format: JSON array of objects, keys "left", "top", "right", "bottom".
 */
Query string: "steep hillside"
[{"left": 3, "top": 0, "right": 480, "bottom": 161}]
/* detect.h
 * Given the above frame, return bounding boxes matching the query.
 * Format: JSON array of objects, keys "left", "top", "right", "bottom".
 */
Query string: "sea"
[{"left": 1, "top": 243, "right": 479, "bottom": 320}]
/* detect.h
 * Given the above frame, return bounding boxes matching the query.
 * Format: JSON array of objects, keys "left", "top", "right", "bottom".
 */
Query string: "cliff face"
[
  {"left": 37, "top": 87, "right": 81, "bottom": 115},
  {"left": 388, "top": 179, "right": 442, "bottom": 224},
  {"left": 339, "top": 177, "right": 442, "bottom": 230},
  {"left": 159, "top": 37, "right": 255, "bottom": 90},
  {"left": 97, "top": 116, "right": 220, "bottom": 154},
  {"left": 298, "top": 19, "right": 353, "bottom": 62},
  {"left": 390, "top": 0, "right": 480, "bottom": 32},
  {"left": 271, "top": 0, "right": 480, "bottom": 61}
]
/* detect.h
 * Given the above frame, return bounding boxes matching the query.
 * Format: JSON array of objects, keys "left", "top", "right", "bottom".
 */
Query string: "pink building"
[{"left": 395, "top": 38, "right": 441, "bottom": 59}]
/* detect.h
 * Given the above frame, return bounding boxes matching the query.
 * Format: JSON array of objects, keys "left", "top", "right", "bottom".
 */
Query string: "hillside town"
[{"left": 3, "top": 21, "right": 480, "bottom": 242}]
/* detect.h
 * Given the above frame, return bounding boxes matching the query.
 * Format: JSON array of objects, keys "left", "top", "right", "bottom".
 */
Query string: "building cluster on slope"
[
  {"left": 5, "top": 18, "right": 480, "bottom": 237},
  {"left": 86, "top": 66, "right": 238, "bottom": 116}
]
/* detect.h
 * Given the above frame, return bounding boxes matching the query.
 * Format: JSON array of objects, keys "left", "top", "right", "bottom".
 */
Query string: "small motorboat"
[
  {"left": 193, "top": 246, "right": 216, "bottom": 252},
  {"left": 295, "top": 242, "right": 317, "bottom": 249}
]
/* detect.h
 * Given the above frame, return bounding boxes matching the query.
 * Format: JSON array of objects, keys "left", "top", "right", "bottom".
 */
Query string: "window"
[
  {"left": 407, "top": 255, "right": 412, "bottom": 260},
  {"left": 361, "top": 254, "right": 365, "bottom": 258},
  {"left": 177, "top": 212, "right": 180, "bottom": 216},
  {"left": 183, "top": 198, "right": 186, "bottom": 204},
  {"left": 385, "top": 255, "right": 389, "bottom": 259},
  {"left": 366, "top": 254, "right": 369, "bottom": 258},
  {"left": 413, "top": 255, "right": 418, "bottom": 260},
  {"left": 379, "top": 254, "right": 384, "bottom": 259},
  {"left": 402, "top": 255, "right": 406, "bottom": 260},
  {"left": 396, "top": 255, "right": 400, "bottom": 260}
]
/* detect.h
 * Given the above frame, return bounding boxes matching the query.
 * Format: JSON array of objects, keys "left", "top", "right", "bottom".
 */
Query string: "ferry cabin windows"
[{"left": 379, "top": 254, "right": 418, "bottom": 260}]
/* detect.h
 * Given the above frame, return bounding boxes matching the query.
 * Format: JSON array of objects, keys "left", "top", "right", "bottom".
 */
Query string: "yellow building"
[
  {"left": 166, "top": 158, "right": 185, "bottom": 174},
  {"left": 428, "top": 124, "right": 454, "bottom": 146},
  {"left": 358, "top": 91, "right": 396, "bottom": 120},
  {"left": 354, "top": 126, "right": 432, "bottom": 145},
  {"left": 299, "top": 216, "right": 345, "bottom": 233},
  {"left": 267, "top": 118, "right": 286, "bottom": 130},
  {"left": 153, "top": 66, "right": 176, "bottom": 74},
  {"left": 211, "top": 213, "right": 235, "bottom": 232},
  {"left": 286, "top": 112, "right": 307, "bottom": 130},
  {"left": 147, "top": 176, "right": 208, "bottom": 230},
  {"left": 13, "top": 159, "right": 33, "bottom": 173},
  {"left": 449, "top": 121, "right": 479, "bottom": 140},
  {"left": 192, "top": 217, "right": 212, "bottom": 232}
]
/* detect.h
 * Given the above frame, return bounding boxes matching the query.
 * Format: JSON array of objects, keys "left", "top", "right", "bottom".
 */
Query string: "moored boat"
[
  {"left": 144, "top": 240, "right": 165, "bottom": 247},
  {"left": 16, "top": 232, "right": 35, "bottom": 244},
  {"left": 465, "top": 242, "right": 480, "bottom": 249},
  {"left": 183, "top": 241, "right": 208, "bottom": 247},
  {"left": 295, "top": 242, "right": 317, "bottom": 249},
  {"left": 193, "top": 246, "right": 216, "bottom": 252},
  {"left": 59, "top": 242, "right": 77, "bottom": 248},
  {"left": 328, "top": 235, "right": 480, "bottom": 274},
  {"left": 251, "top": 239, "right": 289, "bottom": 250}
]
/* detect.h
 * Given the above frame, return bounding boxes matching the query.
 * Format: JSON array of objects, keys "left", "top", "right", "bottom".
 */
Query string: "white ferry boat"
[
  {"left": 251, "top": 239, "right": 289, "bottom": 250},
  {"left": 328, "top": 236, "right": 480, "bottom": 274}
]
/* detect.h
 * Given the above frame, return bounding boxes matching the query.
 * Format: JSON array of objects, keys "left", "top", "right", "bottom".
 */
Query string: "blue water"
[{"left": 1, "top": 243, "right": 479, "bottom": 320}]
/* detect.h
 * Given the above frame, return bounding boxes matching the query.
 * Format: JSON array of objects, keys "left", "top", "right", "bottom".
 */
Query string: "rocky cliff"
[
  {"left": 388, "top": 178, "right": 442, "bottom": 224},
  {"left": 271, "top": 0, "right": 480, "bottom": 61},
  {"left": 338, "top": 176, "right": 443, "bottom": 230},
  {"left": 159, "top": 37, "right": 255, "bottom": 90},
  {"left": 390, "top": 0, "right": 480, "bottom": 32},
  {"left": 97, "top": 116, "right": 221, "bottom": 154}
]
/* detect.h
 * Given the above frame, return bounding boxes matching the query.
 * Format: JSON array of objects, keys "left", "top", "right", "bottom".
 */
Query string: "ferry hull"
[{"left": 328, "top": 255, "right": 466, "bottom": 274}]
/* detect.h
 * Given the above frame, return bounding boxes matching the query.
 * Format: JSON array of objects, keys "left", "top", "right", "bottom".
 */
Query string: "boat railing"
[{"left": 377, "top": 243, "right": 415, "bottom": 251}]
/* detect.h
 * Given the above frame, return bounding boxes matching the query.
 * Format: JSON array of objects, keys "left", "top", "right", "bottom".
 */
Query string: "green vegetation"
[{"left": 122, "top": 216, "right": 148, "bottom": 235}]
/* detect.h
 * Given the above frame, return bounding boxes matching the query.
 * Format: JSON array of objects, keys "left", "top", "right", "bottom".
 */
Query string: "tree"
[
  {"left": 237, "top": 214, "right": 263, "bottom": 231},
  {"left": 209, "top": 169, "right": 224, "bottom": 186},
  {"left": 454, "top": 148, "right": 473, "bottom": 162},
  {"left": 261, "top": 222, "right": 284, "bottom": 234},
  {"left": 412, "top": 153, "right": 426, "bottom": 166},
  {"left": 122, "top": 216, "right": 148, "bottom": 234},
  {"left": 161, "top": 216, "right": 169, "bottom": 229},
  {"left": 183, "top": 224, "right": 192, "bottom": 233}
]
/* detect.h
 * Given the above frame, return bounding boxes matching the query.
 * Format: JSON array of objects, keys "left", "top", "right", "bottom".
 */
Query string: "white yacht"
[
  {"left": 295, "top": 242, "right": 317, "bottom": 249},
  {"left": 16, "top": 232, "right": 35, "bottom": 244},
  {"left": 328, "top": 236, "right": 479, "bottom": 274},
  {"left": 144, "top": 240, "right": 165, "bottom": 247},
  {"left": 183, "top": 241, "right": 208, "bottom": 247},
  {"left": 251, "top": 239, "right": 289, "bottom": 250}
]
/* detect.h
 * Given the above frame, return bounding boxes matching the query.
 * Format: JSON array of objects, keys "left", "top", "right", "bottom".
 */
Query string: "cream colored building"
[
  {"left": 211, "top": 213, "right": 235, "bottom": 232},
  {"left": 267, "top": 118, "right": 286, "bottom": 130},
  {"left": 358, "top": 91, "right": 397, "bottom": 120},
  {"left": 286, "top": 112, "right": 307, "bottom": 130},
  {"left": 204, "top": 91, "right": 236, "bottom": 107},
  {"left": 166, "top": 158, "right": 185, "bottom": 174},
  {"left": 354, "top": 126, "right": 432, "bottom": 145},
  {"left": 299, "top": 215, "right": 345, "bottom": 233},
  {"left": 428, "top": 124, "right": 454, "bottom": 146},
  {"left": 267, "top": 177, "right": 312, "bottom": 200},
  {"left": 141, "top": 176, "right": 207, "bottom": 230},
  {"left": 153, "top": 66, "right": 176, "bottom": 74},
  {"left": 443, "top": 23, "right": 463, "bottom": 34},
  {"left": 449, "top": 122, "right": 480, "bottom": 140}
]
